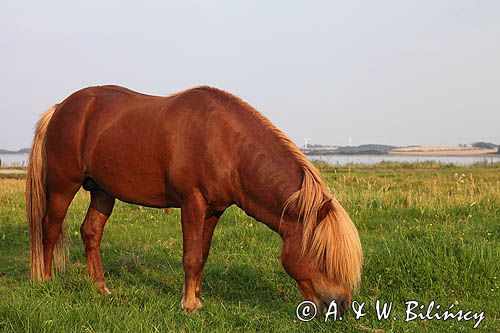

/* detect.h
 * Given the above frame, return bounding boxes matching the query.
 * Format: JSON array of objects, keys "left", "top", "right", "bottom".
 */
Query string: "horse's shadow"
[{"left": 102, "top": 247, "right": 292, "bottom": 311}]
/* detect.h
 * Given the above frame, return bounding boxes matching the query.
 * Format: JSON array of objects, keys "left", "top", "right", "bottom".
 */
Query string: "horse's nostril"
[
  {"left": 321, "top": 301, "right": 329, "bottom": 314},
  {"left": 339, "top": 299, "right": 349, "bottom": 316}
]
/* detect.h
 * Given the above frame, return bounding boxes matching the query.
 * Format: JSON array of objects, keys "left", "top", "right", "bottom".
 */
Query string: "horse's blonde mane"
[
  {"left": 283, "top": 168, "right": 362, "bottom": 289},
  {"left": 193, "top": 86, "right": 362, "bottom": 289}
]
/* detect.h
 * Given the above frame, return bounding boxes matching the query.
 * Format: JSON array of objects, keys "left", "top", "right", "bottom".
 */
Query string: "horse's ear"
[{"left": 317, "top": 198, "right": 332, "bottom": 221}]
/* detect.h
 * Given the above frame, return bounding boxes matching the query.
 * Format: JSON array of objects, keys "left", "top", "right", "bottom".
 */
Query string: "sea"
[{"left": 1, "top": 153, "right": 499, "bottom": 167}]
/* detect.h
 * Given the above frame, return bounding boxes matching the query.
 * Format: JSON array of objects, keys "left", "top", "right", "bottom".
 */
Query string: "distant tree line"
[
  {"left": 333, "top": 144, "right": 397, "bottom": 155},
  {"left": 0, "top": 148, "right": 30, "bottom": 154},
  {"left": 303, "top": 144, "right": 397, "bottom": 155},
  {"left": 471, "top": 142, "right": 498, "bottom": 149}
]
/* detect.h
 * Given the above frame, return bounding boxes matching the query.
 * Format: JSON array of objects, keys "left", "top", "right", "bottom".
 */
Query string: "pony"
[{"left": 26, "top": 85, "right": 362, "bottom": 314}]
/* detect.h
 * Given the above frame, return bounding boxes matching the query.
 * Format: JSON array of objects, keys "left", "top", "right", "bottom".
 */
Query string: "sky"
[{"left": 1, "top": 0, "right": 499, "bottom": 150}]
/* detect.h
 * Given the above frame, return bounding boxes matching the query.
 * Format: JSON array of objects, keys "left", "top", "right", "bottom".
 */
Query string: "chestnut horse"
[{"left": 26, "top": 85, "right": 362, "bottom": 314}]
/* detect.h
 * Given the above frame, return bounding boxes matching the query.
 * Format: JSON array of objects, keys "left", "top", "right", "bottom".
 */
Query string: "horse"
[{"left": 26, "top": 85, "right": 362, "bottom": 315}]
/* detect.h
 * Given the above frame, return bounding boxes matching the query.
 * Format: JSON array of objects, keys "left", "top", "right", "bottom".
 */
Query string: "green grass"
[{"left": 0, "top": 163, "right": 499, "bottom": 332}]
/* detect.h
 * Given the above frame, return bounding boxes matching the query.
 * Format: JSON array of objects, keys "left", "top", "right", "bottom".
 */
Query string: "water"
[
  {"left": 0, "top": 154, "right": 28, "bottom": 167},
  {"left": 309, "top": 154, "right": 500, "bottom": 165},
  {"left": 1, "top": 153, "right": 499, "bottom": 167}
]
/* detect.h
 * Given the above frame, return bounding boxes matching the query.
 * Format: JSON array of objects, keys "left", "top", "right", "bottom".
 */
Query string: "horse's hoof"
[
  {"left": 181, "top": 297, "right": 203, "bottom": 314},
  {"left": 98, "top": 286, "right": 112, "bottom": 296}
]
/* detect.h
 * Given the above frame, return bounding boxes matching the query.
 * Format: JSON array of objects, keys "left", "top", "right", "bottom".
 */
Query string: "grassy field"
[{"left": 0, "top": 162, "right": 499, "bottom": 332}]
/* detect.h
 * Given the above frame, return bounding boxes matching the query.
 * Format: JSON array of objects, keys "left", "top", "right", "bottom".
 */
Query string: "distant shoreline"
[
  {"left": 387, "top": 152, "right": 499, "bottom": 157},
  {"left": 0, "top": 169, "right": 26, "bottom": 174}
]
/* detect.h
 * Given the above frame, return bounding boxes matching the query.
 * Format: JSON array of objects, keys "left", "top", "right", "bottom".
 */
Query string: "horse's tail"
[{"left": 26, "top": 105, "right": 63, "bottom": 281}]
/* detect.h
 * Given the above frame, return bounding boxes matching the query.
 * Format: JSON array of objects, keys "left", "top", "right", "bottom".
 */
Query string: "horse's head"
[{"left": 280, "top": 198, "right": 362, "bottom": 316}]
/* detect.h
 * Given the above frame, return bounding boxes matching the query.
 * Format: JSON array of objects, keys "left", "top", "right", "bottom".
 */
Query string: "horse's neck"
[{"left": 235, "top": 143, "right": 303, "bottom": 235}]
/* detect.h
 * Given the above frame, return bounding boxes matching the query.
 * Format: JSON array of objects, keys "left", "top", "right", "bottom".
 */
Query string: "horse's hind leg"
[
  {"left": 80, "top": 190, "right": 115, "bottom": 294},
  {"left": 42, "top": 188, "right": 79, "bottom": 279}
]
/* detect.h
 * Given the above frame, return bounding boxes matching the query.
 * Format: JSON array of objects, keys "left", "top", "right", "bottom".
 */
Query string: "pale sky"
[{"left": 1, "top": 1, "right": 499, "bottom": 150}]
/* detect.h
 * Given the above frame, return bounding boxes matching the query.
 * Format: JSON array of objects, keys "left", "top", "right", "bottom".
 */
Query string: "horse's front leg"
[
  {"left": 180, "top": 192, "right": 208, "bottom": 313},
  {"left": 195, "top": 210, "right": 224, "bottom": 299}
]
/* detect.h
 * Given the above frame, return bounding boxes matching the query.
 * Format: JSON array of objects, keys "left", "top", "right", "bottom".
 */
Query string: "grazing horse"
[{"left": 26, "top": 85, "right": 362, "bottom": 314}]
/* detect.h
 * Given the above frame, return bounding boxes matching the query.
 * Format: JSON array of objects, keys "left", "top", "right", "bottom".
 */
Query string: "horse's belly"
[
  {"left": 91, "top": 172, "right": 169, "bottom": 208},
  {"left": 106, "top": 180, "right": 170, "bottom": 208},
  {"left": 86, "top": 153, "right": 174, "bottom": 208}
]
